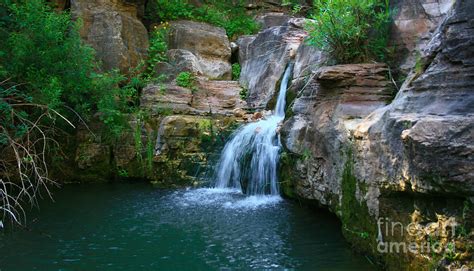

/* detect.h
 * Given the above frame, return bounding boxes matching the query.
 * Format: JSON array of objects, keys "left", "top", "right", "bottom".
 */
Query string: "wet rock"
[
  {"left": 281, "top": 63, "right": 393, "bottom": 198},
  {"left": 237, "top": 18, "right": 308, "bottom": 109},
  {"left": 233, "top": 108, "right": 246, "bottom": 118}
]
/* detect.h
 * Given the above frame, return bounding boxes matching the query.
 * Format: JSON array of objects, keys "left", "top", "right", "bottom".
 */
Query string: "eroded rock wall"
[{"left": 281, "top": 0, "right": 474, "bottom": 269}]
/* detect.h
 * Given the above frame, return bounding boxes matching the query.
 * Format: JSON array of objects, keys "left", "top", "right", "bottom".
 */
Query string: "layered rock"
[
  {"left": 168, "top": 20, "right": 232, "bottom": 79},
  {"left": 140, "top": 78, "right": 246, "bottom": 116},
  {"left": 70, "top": 0, "right": 148, "bottom": 73},
  {"left": 281, "top": 63, "right": 393, "bottom": 202}
]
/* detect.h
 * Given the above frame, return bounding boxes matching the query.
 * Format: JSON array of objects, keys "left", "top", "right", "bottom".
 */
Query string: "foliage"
[
  {"left": 176, "top": 72, "right": 195, "bottom": 88},
  {"left": 239, "top": 87, "right": 248, "bottom": 100},
  {"left": 145, "top": 23, "right": 169, "bottom": 79},
  {"left": 0, "top": 0, "right": 136, "bottom": 225},
  {"left": 282, "top": 0, "right": 303, "bottom": 15},
  {"left": 147, "top": 0, "right": 260, "bottom": 39},
  {"left": 0, "top": 0, "right": 134, "bottom": 136},
  {"left": 232, "top": 63, "right": 241, "bottom": 80},
  {"left": 0, "top": 79, "right": 67, "bottom": 226},
  {"left": 306, "top": 0, "right": 391, "bottom": 63}
]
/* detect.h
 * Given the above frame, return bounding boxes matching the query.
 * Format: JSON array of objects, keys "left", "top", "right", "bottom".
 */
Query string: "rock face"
[
  {"left": 390, "top": 0, "right": 454, "bottom": 75},
  {"left": 281, "top": 63, "right": 393, "bottom": 201},
  {"left": 168, "top": 21, "right": 232, "bottom": 79},
  {"left": 281, "top": 0, "right": 474, "bottom": 269},
  {"left": 140, "top": 78, "right": 246, "bottom": 116},
  {"left": 70, "top": 0, "right": 149, "bottom": 73},
  {"left": 238, "top": 17, "right": 308, "bottom": 109},
  {"left": 355, "top": 0, "right": 474, "bottom": 195}
]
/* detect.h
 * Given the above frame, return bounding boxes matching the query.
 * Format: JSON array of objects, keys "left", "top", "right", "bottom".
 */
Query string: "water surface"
[{"left": 0, "top": 183, "right": 377, "bottom": 270}]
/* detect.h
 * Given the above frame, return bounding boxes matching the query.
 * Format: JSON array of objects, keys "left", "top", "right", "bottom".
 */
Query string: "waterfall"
[{"left": 213, "top": 63, "right": 293, "bottom": 195}]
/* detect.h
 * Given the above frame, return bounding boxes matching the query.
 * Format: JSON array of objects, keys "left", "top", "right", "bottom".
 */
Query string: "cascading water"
[{"left": 213, "top": 63, "right": 293, "bottom": 195}]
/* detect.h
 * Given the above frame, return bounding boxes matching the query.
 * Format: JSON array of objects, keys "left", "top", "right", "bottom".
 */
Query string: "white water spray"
[{"left": 213, "top": 64, "right": 293, "bottom": 195}]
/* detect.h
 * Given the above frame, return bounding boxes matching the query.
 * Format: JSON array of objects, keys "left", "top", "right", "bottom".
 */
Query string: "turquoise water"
[{"left": 0, "top": 183, "right": 376, "bottom": 270}]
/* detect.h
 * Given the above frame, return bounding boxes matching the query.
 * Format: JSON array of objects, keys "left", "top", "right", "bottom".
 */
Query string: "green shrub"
[
  {"left": 176, "top": 72, "right": 194, "bottom": 88},
  {"left": 145, "top": 23, "right": 169, "bottom": 78},
  {"left": 0, "top": 0, "right": 132, "bottom": 135},
  {"left": 146, "top": 0, "right": 260, "bottom": 39},
  {"left": 239, "top": 87, "right": 248, "bottom": 100},
  {"left": 232, "top": 63, "right": 241, "bottom": 80},
  {"left": 305, "top": 0, "right": 391, "bottom": 64}
]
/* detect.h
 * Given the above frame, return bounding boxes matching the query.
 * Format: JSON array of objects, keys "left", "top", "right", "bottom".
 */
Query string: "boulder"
[
  {"left": 292, "top": 43, "right": 325, "bottom": 79},
  {"left": 168, "top": 20, "right": 232, "bottom": 79},
  {"left": 71, "top": 0, "right": 149, "bottom": 73},
  {"left": 354, "top": 0, "right": 474, "bottom": 195},
  {"left": 167, "top": 49, "right": 203, "bottom": 76}
]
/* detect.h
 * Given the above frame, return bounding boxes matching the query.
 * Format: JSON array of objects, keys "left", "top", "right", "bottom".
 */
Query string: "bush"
[
  {"left": 144, "top": 22, "right": 169, "bottom": 79},
  {"left": 305, "top": 0, "right": 391, "bottom": 64},
  {"left": 176, "top": 72, "right": 194, "bottom": 88},
  {"left": 0, "top": 0, "right": 139, "bottom": 225},
  {"left": 0, "top": 0, "right": 135, "bottom": 135},
  {"left": 146, "top": 0, "right": 260, "bottom": 39},
  {"left": 232, "top": 63, "right": 241, "bottom": 80}
]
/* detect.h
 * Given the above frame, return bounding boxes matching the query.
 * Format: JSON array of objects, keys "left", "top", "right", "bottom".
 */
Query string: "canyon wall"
[{"left": 280, "top": 0, "right": 474, "bottom": 269}]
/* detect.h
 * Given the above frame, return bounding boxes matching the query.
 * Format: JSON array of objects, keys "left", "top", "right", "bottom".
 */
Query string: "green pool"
[{"left": 0, "top": 183, "right": 377, "bottom": 270}]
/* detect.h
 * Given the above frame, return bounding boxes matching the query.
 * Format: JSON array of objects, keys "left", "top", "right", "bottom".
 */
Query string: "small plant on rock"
[
  {"left": 232, "top": 63, "right": 241, "bottom": 80},
  {"left": 176, "top": 72, "right": 195, "bottom": 88}
]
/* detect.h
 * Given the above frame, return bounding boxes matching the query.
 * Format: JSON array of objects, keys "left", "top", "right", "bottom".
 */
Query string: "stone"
[
  {"left": 233, "top": 108, "right": 246, "bottom": 118},
  {"left": 252, "top": 111, "right": 263, "bottom": 120},
  {"left": 167, "top": 49, "right": 203, "bottom": 76},
  {"left": 292, "top": 44, "right": 324, "bottom": 79},
  {"left": 237, "top": 18, "right": 308, "bottom": 109},
  {"left": 71, "top": 0, "right": 149, "bottom": 73},
  {"left": 353, "top": 0, "right": 474, "bottom": 195},
  {"left": 140, "top": 78, "right": 245, "bottom": 116},
  {"left": 168, "top": 20, "right": 232, "bottom": 79},
  {"left": 389, "top": 0, "right": 454, "bottom": 76},
  {"left": 255, "top": 12, "right": 290, "bottom": 29}
]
